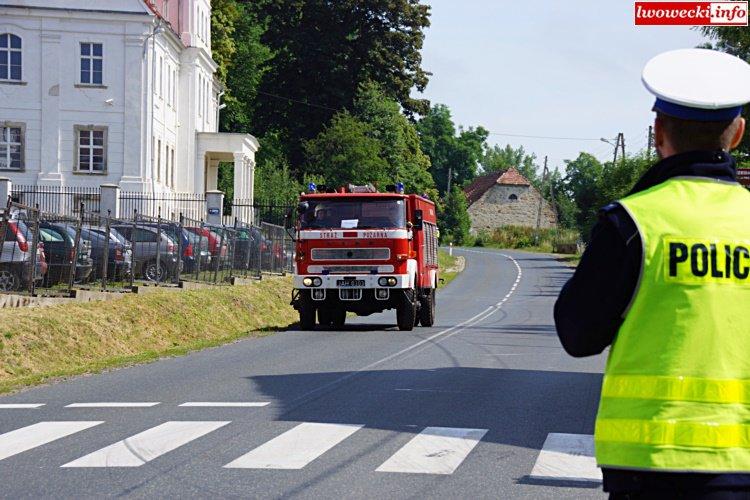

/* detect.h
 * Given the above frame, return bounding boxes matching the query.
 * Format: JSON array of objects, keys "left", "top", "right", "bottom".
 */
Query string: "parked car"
[
  {"left": 38, "top": 222, "right": 94, "bottom": 287},
  {"left": 111, "top": 224, "right": 181, "bottom": 282},
  {"left": 233, "top": 226, "right": 268, "bottom": 270},
  {"left": 182, "top": 229, "right": 211, "bottom": 274},
  {"left": 0, "top": 219, "right": 46, "bottom": 291},
  {"left": 185, "top": 226, "right": 228, "bottom": 270},
  {"left": 79, "top": 225, "right": 132, "bottom": 282}
]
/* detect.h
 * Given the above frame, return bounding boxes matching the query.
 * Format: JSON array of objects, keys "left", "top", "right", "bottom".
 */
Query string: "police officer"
[{"left": 555, "top": 48, "right": 750, "bottom": 498}]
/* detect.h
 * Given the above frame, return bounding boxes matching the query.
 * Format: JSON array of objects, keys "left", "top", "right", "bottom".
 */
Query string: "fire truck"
[{"left": 290, "top": 183, "right": 439, "bottom": 331}]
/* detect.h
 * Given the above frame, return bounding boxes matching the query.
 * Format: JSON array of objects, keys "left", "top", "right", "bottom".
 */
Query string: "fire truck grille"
[
  {"left": 311, "top": 248, "right": 390, "bottom": 261},
  {"left": 339, "top": 289, "right": 363, "bottom": 301},
  {"left": 307, "top": 265, "right": 394, "bottom": 274}
]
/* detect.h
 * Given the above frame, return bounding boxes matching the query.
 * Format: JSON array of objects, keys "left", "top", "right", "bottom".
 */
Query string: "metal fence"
[
  {"left": 0, "top": 197, "right": 291, "bottom": 296},
  {"left": 120, "top": 192, "right": 206, "bottom": 221},
  {"left": 232, "top": 200, "right": 291, "bottom": 227},
  {"left": 11, "top": 185, "right": 100, "bottom": 215}
]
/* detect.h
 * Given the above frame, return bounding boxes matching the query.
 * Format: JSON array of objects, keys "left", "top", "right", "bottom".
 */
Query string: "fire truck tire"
[
  {"left": 332, "top": 309, "right": 346, "bottom": 328},
  {"left": 299, "top": 304, "right": 316, "bottom": 330},
  {"left": 396, "top": 289, "right": 416, "bottom": 331},
  {"left": 419, "top": 289, "right": 436, "bottom": 327},
  {"left": 317, "top": 309, "right": 333, "bottom": 327}
]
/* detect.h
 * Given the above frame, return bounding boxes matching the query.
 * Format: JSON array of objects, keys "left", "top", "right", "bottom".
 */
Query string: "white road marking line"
[
  {"left": 65, "top": 402, "right": 160, "bottom": 408},
  {"left": 0, "top": 421, "right": 103, "bottom": 461},
  {"left": 287, "top": 252, "right": 523, "bottom": 406},
  {"left": 530, "top": 433, "right": 602, "bottom": 483},
  {"left": 224, "top": 422, "right": 363, "bottom": 469},
  {"left": 61, "top": 421, "right": 229, "bottom": 468},
  {"left": 179, "top": 402, "right": 270, "bottom": 407},
  {"left": 0, "top": 404, "right": 45, "bottom": 409},
  {"left": 376, "top": 426, "right": 487, "bottom": 475}
]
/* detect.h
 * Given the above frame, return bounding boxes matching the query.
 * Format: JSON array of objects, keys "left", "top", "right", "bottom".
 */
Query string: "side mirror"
[
  {"left": 413, "top": 209, "right": 424, "bottom": 230},
  {"left": 297, "top": 201, "right": 309, "bottom": 215}
]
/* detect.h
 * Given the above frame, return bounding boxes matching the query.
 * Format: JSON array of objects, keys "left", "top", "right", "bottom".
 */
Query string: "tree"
[
  {"left": 482, "top": 144, "right": 540, "bottom": 187},
  {"left": 212, "top": 0, "right": 273, "bottom": 134},
  {"left": 244, "top": 0, "right": 432, "bottom": 170},
  {"left": 439, "top": 186, "right": 471, "bottom": 245},
  {"left": 701, "top": 26, "right": 750, "bottom": 162},
  {"left": 417, "top": 104, "right": 488, "bottom": 195},
  {"left": 304, "top": 112, "right": 390, "bottom": 188},
  {"left": 561, "top": 153, "right": 604, "bottom": 239}
]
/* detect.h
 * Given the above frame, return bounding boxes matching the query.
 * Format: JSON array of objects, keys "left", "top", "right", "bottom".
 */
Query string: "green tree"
[
  {"left": 561, "top": 153, "right": 604, "bottom": 239},
  {"left": 245, "top": 0, "right": 431, "bottom": 170},
  {"left": 417, "top": 104, "right": 488, "bottom": 195},
  {"left": 212, "top": 0, "right": 273, "bottom": 134},
  {"left": 701, "top": 26, "right": 750, "bottom": 162},
  {"left": 304, "top": 112, "right": 390, "bottom": 187},
  {"left": 439, "top": 186, "right": 471, "bottom": 245},
  {"left": 482, "top": 144, "right": 540, "bottom": 187}
]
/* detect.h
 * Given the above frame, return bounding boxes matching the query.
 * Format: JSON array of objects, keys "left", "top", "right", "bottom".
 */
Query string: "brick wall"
[{"left": 467, "top": 184, "right": 557, "bottom": 233}]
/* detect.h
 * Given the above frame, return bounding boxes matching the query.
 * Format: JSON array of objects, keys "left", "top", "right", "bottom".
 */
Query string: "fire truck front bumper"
[{"left": 293, "top": 274, "right": 411, "bottom": 290}]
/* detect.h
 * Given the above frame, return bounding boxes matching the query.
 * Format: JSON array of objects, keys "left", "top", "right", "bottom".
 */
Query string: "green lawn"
[{"left": 438, "top": 249, "right": 463, "bottom": 288}]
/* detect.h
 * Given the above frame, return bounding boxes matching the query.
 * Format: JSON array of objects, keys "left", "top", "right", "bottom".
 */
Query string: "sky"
[{"left": 416, "top": 0, "right": 708, "bottom": 171}]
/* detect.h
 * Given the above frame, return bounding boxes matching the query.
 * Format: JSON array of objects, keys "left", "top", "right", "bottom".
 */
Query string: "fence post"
[
  {"left": 100, "top": 184, "right": 120, "bottom": 219},
  {"left": 67, "top": 202, "right": 84, "bottom": 295},
  {"left": 176, "top": 212, "right": 183, "bottom": 285},
  {"left": 28, "top": 206, "right": 40, "bottom": 295},
  {"left": 195, "top": 219, "right": 203, "bottom": 282},
  {"left": 101, "top": 210, "right": 111, "bottom": 291},
  {"left": 130, "top": 209, "right": 137, "bottom": 289},
  {"left": 156, "top": 207, "right": 162, "bottom": 286},
  {"left": 205, "top": 190, "right": 223, "bottom": 225},
  {"left": 0, "top": 178, "right": 11, "bottom": 206}
]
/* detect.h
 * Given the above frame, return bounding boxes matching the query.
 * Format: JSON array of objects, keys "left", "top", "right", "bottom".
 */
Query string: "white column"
[
  {"left": 38, "top": 32, "right": 62, "bottom": 185},
  {"left": 121, "top": 33, "right": 147, "bottom": 183},
  {"left": 0, "top": 178, "right": 11, "bottom": 207},
  {"left": 233, "top": 153, "right": 244, "bottom": 203}
]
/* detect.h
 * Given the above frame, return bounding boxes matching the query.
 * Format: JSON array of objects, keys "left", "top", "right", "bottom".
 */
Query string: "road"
[{"left": 0, "top": 248, "right": 607, "bottom": 499}]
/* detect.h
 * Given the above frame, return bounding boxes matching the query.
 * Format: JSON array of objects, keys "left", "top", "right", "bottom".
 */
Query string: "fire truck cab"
[{"left": 291, "top": 183, "right": 439, "bottom": 331}]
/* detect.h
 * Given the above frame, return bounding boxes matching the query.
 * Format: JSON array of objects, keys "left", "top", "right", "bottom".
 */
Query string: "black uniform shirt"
[{"left": 554, "top": 149, "right": 750, "bottom": 491}]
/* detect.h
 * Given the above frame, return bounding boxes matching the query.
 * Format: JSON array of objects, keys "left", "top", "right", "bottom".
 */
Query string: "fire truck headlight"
[
  {"left": 312, "top": 277, "right": 322, "bottom": 287},
  {"left": 303, "top": 277, "right": 313, "bottom": 287},
  {"left": 378, "top": 277, "right": 398, "bottom": 287}
]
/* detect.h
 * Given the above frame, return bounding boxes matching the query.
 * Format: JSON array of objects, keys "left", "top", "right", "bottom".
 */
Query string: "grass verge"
[
  {"left": 0, "top": 277, "right": 295, "bottom": 394},
  {"left": 438, "top": 249, "right": 463, "bottom": 288}
]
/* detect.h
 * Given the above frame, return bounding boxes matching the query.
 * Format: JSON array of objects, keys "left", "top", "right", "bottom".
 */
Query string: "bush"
[{"left": 472, "top": 225, "right": 580, "bottom": 253}]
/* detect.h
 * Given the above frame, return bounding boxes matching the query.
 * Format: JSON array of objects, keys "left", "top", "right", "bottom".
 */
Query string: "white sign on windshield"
[{"left": 341, "top": 219, "right": 359, "bottom": 229}]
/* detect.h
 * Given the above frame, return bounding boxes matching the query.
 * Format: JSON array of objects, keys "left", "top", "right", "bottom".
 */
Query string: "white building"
[{"left": 0, "top": 0, "right": 257, "bottom": 206}]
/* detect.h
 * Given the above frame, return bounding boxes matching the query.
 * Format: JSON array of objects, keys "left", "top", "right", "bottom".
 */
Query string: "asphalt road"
[{"left": 0, "top": 248, "right": 607, "bottom": 499}]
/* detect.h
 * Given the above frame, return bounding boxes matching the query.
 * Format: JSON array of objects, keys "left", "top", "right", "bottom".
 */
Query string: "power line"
[
  {"left": 255, "top": 90, "right": 341, "bottom": 112},
  {"left": 487, "top": 132, "right": 603, "bottom": 141}
]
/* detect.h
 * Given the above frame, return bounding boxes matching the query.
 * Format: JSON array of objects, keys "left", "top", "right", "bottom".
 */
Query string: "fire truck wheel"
[
  {"left": 299, "top": 304, "right": 316, "bottom": 330},
  {"left": 396, "top": 289, "right": 416, "bottom": 331},
  {"left": 419, "top": 289, "right": 436, "bottom": 327},
  {"left": 332, "top": 309, "right": 346, "bottom": 328},
  {"left": 317, "top": 309, "right": 333, "bottom": 327}
]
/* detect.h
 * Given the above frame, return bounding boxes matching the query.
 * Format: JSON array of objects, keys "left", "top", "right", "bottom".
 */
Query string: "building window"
[
  {"left": 0, "top": 125, "right": 23, "bottom": 170},
  {"left": 76, "top": 127, "right": 107, "bottom": 172},
  {"left": 508, "top": 194, "right": 518, "bottom": 201},
  {"left": 80, "top": 42, "right": 103, "bottom": 85},
  {"left": 0, "top": 34, "right": 22, "bottom": 81}
]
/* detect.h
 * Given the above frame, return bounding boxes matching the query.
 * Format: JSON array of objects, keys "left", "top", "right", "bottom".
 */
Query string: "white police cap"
[{"left": 642, "top": 48, "right": 750, "bottom": 121}]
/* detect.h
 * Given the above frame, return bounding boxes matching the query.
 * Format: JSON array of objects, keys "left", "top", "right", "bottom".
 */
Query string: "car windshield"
[{"left": 299, "top": 199, "right": 406, "bottom": 229}]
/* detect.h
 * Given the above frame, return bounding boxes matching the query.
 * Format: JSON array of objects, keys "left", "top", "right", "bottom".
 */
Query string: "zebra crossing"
[{"left": 0, "top": 404, "right": 602, "bottom": 481}]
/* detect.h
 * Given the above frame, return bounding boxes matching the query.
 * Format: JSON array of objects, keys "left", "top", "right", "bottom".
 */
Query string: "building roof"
[{"left": 463, "top": 167, "right": 531, "bottom": 205}]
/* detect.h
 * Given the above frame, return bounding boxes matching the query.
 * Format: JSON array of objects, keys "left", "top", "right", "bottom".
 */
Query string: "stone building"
[{"left": 463, "top": 167, "right": 557, "bottom": 233}]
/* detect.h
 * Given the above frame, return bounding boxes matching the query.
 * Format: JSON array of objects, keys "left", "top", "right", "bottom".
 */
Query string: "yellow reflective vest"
[{"left": 594, "top": 176, "right": 750, "bottom": 472}]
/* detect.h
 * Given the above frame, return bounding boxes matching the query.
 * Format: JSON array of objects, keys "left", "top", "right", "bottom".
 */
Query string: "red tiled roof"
[{"left": 463, "top": 167, "right": 531, "bottom": 205}]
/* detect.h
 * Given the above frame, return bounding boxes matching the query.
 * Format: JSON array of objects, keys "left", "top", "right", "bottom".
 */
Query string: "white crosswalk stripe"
[
  {"left": 66, "top": 403, "right": 160, "bottom": 408},
  {"left": 530, "top": 433, "right": 602, "bottom": 483},
  {"left": 0, "top": 421, "right": 103, "bottom": 461},
  {"left": 179, "top": 402, "right": 270, "bottom": 408},
  {"left": 61, "top": 421, "right": 230, "bottom": 468},
  {"left": 376, "top": 427, "right": 487, "bottom": 474},
  {"left": 224, "top": 422, "right": 363, "bottom": 469},
  {"left": 0, "top": 404, "right": 45, "bottom": 409}
]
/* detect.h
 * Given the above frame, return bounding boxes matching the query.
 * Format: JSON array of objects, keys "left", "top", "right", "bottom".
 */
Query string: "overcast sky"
[{"left": 416, "top": 0, "right": 707, "bottom": 171}]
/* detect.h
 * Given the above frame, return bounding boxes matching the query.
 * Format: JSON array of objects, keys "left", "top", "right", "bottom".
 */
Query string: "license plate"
[{"left": 337, "top": 279, "right": 365, "bottom": 287}]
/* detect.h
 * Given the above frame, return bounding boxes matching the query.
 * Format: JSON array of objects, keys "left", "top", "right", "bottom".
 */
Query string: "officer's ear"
[
  {"left": 653, "top": 115, "right": 674, "bottom": 159},
  {"left": 729, "top": 117, "right": 746, "bottom": 151}
]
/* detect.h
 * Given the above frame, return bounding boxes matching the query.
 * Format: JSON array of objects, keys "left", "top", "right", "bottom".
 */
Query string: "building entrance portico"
[{"left": 197, "top": 132, "right": 259, "bottom": 221}]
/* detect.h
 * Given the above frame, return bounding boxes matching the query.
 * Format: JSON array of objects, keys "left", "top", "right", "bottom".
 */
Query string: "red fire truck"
[{"left": 291, "top": 183, "right": 439, "bottom": 331}]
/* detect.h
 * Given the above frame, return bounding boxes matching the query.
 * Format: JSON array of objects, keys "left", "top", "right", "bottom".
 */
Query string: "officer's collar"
[{"left": 628, "top": 150, "right": 737, "bottom": 196}]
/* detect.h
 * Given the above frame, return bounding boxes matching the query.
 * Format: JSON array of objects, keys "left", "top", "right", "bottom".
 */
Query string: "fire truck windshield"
[{"left": 300, "top": 199, "right": 406, "bottom": 230}]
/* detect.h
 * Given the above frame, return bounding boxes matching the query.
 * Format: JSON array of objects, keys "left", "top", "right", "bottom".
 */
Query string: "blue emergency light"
[
  {"left": 308, "top": 182, "right": 317, "bottom": 193},
  {"left": 395, "top": 182, "right": 405, "bottom": 194}
]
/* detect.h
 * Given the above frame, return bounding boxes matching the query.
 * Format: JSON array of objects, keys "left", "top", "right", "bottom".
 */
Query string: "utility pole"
[
  {"left": 647, "top": 125, "right": 654, "bottom": 160},
  {"left": 446, "top": 166, "right": 453, "bottom": 196},
  {"left": 535, "top": 156, "right": 548, "bottom": 245},
  {"left": 619, "top": 133, "right": 626, "bottom": 163}
]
